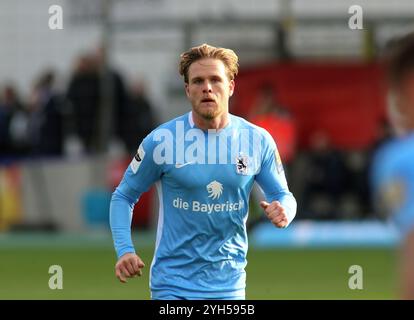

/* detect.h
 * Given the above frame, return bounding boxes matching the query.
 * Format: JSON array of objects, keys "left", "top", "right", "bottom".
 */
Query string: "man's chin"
[{"left": 194, "top": 106, "right": 220, "bottom": 120}]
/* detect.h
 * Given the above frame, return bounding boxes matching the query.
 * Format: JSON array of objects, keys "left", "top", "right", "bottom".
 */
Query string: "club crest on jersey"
[
  {"left": 236, "top": 154, "right": 249, "bottom": 175},
  {"left": 206, "top": 180, "right": 223, "bottom": 200},
  {"left": 131, "top": 143, "right": 145, "bottom": 174}
]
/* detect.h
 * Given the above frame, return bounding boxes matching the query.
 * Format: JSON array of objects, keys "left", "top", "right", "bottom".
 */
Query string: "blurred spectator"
[
  {"left": 94, "top": 46, "right": 129, "bottom": 152},
  {"left": 120, "top": 80, "right": 157, "bottom": 154},
  {"left": 298, "top": 131, "right": 347, "bottom": 220},
  {"left": 26, "top": 70, "right": 65, "bottom": 156},
  {"left": 0, "top": 85, "right": 29, "bottom": 157},
  {"left": 247, "top": 84, "right": 297, "bottom": 229},
  {"left": 339, "top": 120, "right": 395, "bottom": 220},
  {"left": 66, "top": 53, "right": 100, "bottom": 153},
  {"left": 0, "top": 86, "right": 16, "bottom": 155},
  {"left": 249, "top": 84, "right": 297, "bottom": 166},
  {"left": 342, "top": 150, "right": 371, "bottom": 219},
  {"left": 66, "top": 47, "right": 129, "bottom": 154}
]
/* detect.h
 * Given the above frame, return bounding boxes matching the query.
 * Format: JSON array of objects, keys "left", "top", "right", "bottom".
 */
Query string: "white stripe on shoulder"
[{"left": 189, "top": 111, "right": 194, "bottom": 128}]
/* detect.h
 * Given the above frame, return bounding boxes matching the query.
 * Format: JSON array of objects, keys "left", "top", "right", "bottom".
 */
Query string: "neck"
[{"left": 192, "top": 111, "right": 230, "bottom": 130}]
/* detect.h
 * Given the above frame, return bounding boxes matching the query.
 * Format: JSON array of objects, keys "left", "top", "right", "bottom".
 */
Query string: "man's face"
[{"left": 185, "top": 58, "right": 235, "bottom": 120}]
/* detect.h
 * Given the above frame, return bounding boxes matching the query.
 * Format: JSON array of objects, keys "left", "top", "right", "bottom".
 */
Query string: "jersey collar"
[{"left": 188, "top": 111, "right": 232, "bottom": 130}]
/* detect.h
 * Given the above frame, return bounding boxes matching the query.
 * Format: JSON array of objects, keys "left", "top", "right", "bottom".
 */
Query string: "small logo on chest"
[{"left": 236, "top": 154, "right": 249, "bottom": 175}]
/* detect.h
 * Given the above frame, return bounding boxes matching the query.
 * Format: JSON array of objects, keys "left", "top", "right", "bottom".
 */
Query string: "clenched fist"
[
  {"left": 115, "top": 253, "right": 145, "bottom": 283},
  {"left": 260, "top": 200, "right": 288, "bottom": 228}
]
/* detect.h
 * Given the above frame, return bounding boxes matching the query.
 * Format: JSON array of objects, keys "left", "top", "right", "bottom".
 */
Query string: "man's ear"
[
  {"left": 229, "top": 80, "right": 235, "bottom": 97},
  {"left": 184, "top": 83, "right": 190, "bottom": 98}
]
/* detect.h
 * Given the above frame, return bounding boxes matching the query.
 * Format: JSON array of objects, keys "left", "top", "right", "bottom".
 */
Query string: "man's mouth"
[{"left": 201, "top": 98, "right": 215, "bottom": 103}]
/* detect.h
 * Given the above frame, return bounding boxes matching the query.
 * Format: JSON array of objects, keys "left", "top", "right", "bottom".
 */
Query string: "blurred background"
[{"left": 0, "top": 0, "right": 412, "bottom": 299}]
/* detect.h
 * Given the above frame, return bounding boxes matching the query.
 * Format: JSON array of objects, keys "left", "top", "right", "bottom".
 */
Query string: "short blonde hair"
[{"left": 179, "top": 43, "right": 239, "bottom": 83}]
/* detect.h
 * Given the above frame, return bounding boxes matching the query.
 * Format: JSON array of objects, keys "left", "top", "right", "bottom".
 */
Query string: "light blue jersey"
[
  {"left": 371, "top": 133, "right": 414, "bottom": 237},
  {"left": 110, "top": 112, "right": 297, "bottom": 299}
]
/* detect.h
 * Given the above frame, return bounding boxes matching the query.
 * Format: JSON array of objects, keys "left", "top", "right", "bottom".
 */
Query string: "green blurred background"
[{"left": 0, "top": 232, "right": 397, "bottom": 300}]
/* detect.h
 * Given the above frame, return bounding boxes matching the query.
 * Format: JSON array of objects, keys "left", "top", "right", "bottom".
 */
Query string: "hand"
[
  {"left": 115, "top": 253, "right": 145, "bottom": 283},
  {"left": 260, "top": 200, "right": 288, "bottom": 228}
]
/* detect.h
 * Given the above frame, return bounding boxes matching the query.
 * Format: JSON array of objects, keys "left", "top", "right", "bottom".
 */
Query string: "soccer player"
[
  {"left": 371, "top": 32, "right": 414, "bottom": 299},
  {"left": 109, "top": 44, "right": 297, "bottom": 300}
]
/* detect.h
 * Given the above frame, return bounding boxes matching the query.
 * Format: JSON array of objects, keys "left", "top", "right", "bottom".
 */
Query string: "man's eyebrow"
[{"left": 190, "top": 76, "right": 204, "bottom": 82}]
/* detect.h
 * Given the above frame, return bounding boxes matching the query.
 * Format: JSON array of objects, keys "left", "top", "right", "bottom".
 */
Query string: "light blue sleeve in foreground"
[
  {"left": 109, "top": 134, "right": 162, "bottom": 259},
  {"left": 255, "top": 131, "right": 297, "bottom": 226},
  {"left": 110, "top": 180, "right": 142, "bottom": 259}
]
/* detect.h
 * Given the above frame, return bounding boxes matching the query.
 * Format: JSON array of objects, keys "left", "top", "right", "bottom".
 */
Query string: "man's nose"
[{"left": 202, "top": 81, "right": 212, "bottom": 93}]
